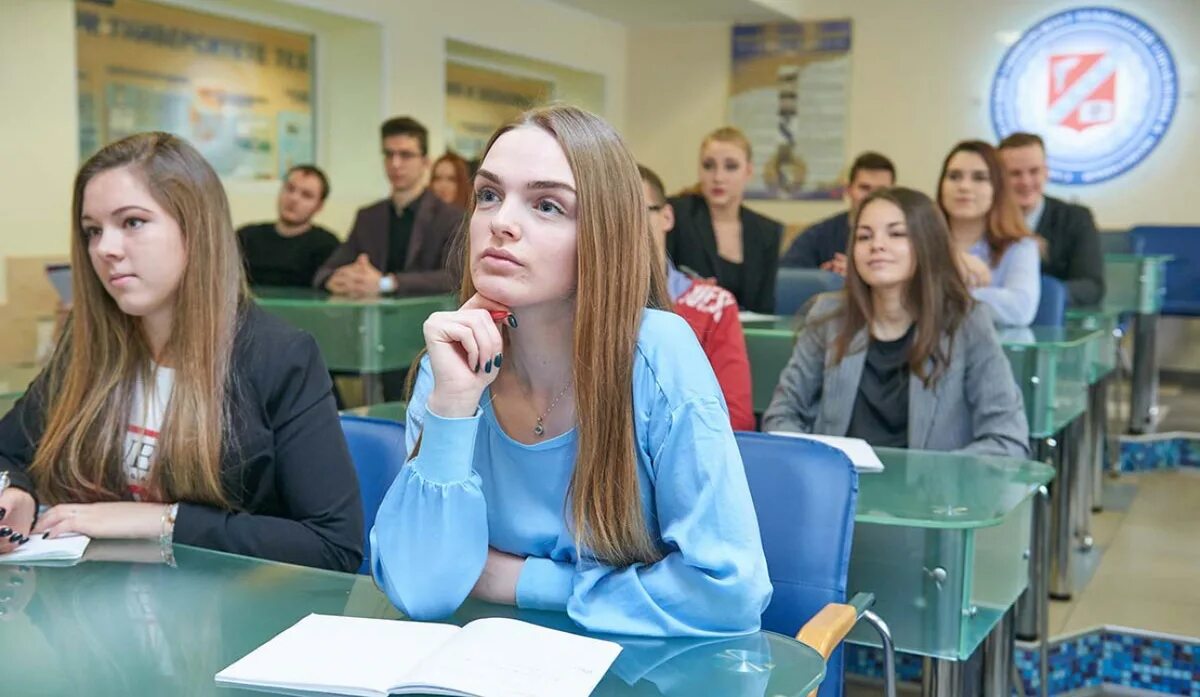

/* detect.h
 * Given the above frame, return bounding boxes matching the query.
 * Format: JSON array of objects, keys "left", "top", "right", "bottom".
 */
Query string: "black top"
[
  {"left": 0, "top": 305, "right": 363, "bottom": 572},
  {"left": 780, "top": 211, "right": 851, "bottom": 269},
  {"left": 846, "top": 324, "right": 914, "bottom": 448},
  {"left": 1036, "top": 195, "right": 1105, "bottom": 307},
  {"left": 665, "top": 194, "right": 783, "bottom": 314},
  {"left": 386, "top": 201, "right": 418, "bottom": 275},
  {"left": 237, "top": 222, "right": 339, "bottom": 288}
]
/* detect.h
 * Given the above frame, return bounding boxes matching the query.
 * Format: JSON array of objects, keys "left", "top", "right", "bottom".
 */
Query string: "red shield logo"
[{"left": 1048, "top": 52, "right": 1116, "bottom": 132}]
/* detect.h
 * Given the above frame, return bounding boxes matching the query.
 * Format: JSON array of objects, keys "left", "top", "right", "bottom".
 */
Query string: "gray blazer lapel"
[
  {"left": 824, "top": 329, "right": 868, "bottom": 436},
  {"left": 908, "top": 332, "right": 951, "bottom": 448}
]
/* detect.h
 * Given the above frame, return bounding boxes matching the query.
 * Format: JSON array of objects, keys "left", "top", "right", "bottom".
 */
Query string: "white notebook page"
[
  {"left": 401, "top": 617, "right": 621, "bottom": 697},
  {"left": 216, "top": 614, "right": 459, "bottom": 696}
]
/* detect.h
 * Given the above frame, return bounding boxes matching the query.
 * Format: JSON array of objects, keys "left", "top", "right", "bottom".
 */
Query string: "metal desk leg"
[
  {"left": 921, "top": 658, "right": 965, "bottom": 697},
  {"left": 1017, "top": 444, "right": 1053, "bottom": 641},
  {"left": 362, "top": 374, "right": 384, "bottom": 406},
  {"left": 1074, "top": 405, "right": 1095, "bottom": 551},
  {"left": 982, "top": 608, "right": 1015, "bottom": 697},
  {"left": 1050, "top": 422, "right": 1078, "bottom": 600},
  {"left": 1129, "top": 313, "right": 1160, "bottom": 434},
  {"left": 1090, "top": 377, "right": 1110, "bottom": 513}
]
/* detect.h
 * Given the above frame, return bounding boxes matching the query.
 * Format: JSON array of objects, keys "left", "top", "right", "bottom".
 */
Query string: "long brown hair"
[
  {"left": 937, "top": 139, "right": 1031, "bottom": 266},
  {"left": 416, "top": 106, "right": 669, "bottom": 566},
  {"left": 30, "top": 132, "right": 245, "bottom": 507},
  {"left": 431, "top": 150, "right": 471, "bottom": 208},
  {"left": 832, "top": 187, "right": 974, "bottom": 388}
]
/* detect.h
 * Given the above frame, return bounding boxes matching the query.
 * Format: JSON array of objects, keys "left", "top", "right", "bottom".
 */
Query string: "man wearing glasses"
[{"left": 314, "top": 116, "right": 464, "bottom": 298}]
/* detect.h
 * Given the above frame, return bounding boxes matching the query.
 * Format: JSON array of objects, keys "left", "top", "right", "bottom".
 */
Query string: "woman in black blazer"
[
  {"left": 665, "top": 127, "right": 783, "bottom": 313},
  {"left": 0, "top": 132, "right": 362, "bottom": 572}
]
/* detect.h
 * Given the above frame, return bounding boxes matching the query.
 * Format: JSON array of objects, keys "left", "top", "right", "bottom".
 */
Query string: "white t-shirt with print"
[{"left": 123, "top": 365, "right": 175, "bottom": 501}]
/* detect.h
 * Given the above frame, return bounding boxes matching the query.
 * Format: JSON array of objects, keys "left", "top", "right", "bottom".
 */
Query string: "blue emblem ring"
[{"left": 990, "top": 7, "right": 1177, "bottom": 185}]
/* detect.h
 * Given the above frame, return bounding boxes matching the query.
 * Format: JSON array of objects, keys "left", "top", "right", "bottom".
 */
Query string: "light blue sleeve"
[
  {"left": 369, "top": 358, "right": 488, "bottom": 619},
  {"left": 972, "top": 238, "right": 1041, "bottom": 327},
  {"left": 515, "top": 396, "right": 773, "bottom": 637}
]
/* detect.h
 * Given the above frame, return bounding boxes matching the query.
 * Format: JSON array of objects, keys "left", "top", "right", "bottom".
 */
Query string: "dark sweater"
[
  {"left": 780, "top": 211, "right": 851, "bottom": 269},
  {"left": 237, "top": 222, "right": 339, "bottom": 288},
  {"left": 1036, "top": 195, "right": 1104, "bottom": 306},
  {"left": 0, "top": 305, "right": 363, "bottom": 572}
]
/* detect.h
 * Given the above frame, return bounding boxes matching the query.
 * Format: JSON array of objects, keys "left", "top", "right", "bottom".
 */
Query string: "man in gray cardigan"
[{"left": 762, "top": 294, "right": 1030, "bottom": 457}]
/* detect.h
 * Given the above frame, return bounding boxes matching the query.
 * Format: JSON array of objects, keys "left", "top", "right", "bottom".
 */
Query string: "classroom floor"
[{"left": 1047, "top": 379, "right": 1200, "bottom": 641}]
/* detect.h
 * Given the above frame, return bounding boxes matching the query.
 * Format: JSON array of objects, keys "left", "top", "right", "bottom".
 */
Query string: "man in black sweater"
[
  {"left": 780, "top": 152, "right": 895, "bottom": 274},
  {"left": 999, "top": 132, "right": 1104, "bottom": 306},
  {"left": 237, "top": 165, "right": 338, "bottom": 288}
]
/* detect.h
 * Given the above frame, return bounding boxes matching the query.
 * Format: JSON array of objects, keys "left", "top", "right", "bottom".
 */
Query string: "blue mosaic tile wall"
[
  {"left": 846, "top": 629, "right": 1199, "bottom": 695},
  {"left": 1120, "top": 434, "right": 1200, "bottom": 472}
]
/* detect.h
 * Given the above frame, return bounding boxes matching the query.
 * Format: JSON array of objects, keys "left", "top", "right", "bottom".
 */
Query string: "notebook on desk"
[
  {"left": 216, "top": 613, "right": 622, "bottom": 697},
  {"left": 0, "top": 534, "right": 90, "bottom": 564}
]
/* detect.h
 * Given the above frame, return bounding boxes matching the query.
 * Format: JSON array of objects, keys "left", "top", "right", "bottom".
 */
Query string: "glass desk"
[
  {"left": 0, "top": 544, "right": 826, "bottom": 697},
  {"left": 996, "top": 327, "right": 1097, "bottom": 440},
  {"left": 848, "top": 448, "right": 1053, "bottom": 695},
  {"left": 0, "top": 362, "right": 39, "bottom": 417},
  {"left": 1094, "top": 253, "right": 1173, "bottom": 433},
  {"left": 254, "top": 289, "right": 455, "bottom": 404}
]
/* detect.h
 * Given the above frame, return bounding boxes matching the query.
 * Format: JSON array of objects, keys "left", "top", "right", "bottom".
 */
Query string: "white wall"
[
  {"left": 0, "top": 0, "right": 629, "bottom": 305},
  {"left": 626, "top": 0, "right": 1200, "bottom": 230}
]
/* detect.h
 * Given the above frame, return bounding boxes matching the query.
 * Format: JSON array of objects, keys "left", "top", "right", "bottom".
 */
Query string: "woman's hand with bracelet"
[{"left": 35, "top": 502, "right": 173, "bottom": 541}]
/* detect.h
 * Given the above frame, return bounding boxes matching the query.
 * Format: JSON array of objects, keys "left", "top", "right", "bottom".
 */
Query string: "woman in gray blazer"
[{"left": 762, "top": 187, "right": 1029, "bottom": 457}]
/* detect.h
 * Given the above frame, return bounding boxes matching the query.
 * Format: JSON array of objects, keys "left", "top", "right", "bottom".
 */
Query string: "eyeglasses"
[{"left": 382, "top": 149, "right": 423, "bottom": 162}]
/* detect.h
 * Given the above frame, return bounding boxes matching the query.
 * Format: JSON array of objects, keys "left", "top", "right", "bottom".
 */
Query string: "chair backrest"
[
  {"left": 775, "top": 268, "right": 844, "bottom": 316},
  {"left": 737, "top": 432, "right": 858, "bottom": 697},
  {"left": 1130, "top": 225, "right": 1200, "bottom": 316},
  {"left": 1033, "top": 274, "right": 1067, "bottom": 327},
  {"left": 340, "top": 414, "right": 408, "bottom": 574}
]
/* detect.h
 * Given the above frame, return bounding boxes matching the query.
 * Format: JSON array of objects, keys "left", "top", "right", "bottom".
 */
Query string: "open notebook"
[
  {"left": 0, "top": 534, "right": 90, "bottom": 564},
  {"left": 216, "top": 614, "right": 622, "bottom": 697},
  {"left": 766, "top": 432, "right": 884, "bottom": 473}
]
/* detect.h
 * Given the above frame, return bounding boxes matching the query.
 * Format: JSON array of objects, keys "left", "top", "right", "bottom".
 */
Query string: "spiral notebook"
[{"left": 216, "top": 614, "right": 621, "bottom": 697}]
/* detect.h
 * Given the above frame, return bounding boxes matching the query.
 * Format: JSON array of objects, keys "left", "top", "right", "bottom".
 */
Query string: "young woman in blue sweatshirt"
[{"left": 370, "top": 105, "right": 772, "bottom": 637}]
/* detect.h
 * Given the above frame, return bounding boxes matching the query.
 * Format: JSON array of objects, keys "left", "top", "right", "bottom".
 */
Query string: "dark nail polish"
[
  {"left": 7, "top": 532, "right": 19, "bottom": 542},
  {"left": 0, "top": 528, "right": 10, "bottom": 538},
  {"left": 0, "top": 508, "right": 6, "bottom": 520},
  {"left": 484, "top": 359, "right": 493, "bottom": 374},
  {"left": 494, "top": 353, "right": 503, "bottom": 368},
  {"left": 474, "top": 361, "right": 480, "bottom": 374},
  {"left": 507, "top": 314, "right": 518, "bottom": 328},
  {"left": 42, "top": 532, "right": 49, "bottom": 540},
  {"left": 18, "top": 538, "right": 28, "bottom": 546}
]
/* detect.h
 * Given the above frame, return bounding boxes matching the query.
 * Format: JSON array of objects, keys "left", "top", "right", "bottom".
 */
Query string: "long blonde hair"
[
  {"left": 30, "top": 132, "right": 245, "bottom": 507},
  {"left": 422, "top": 106, "right": 669, "bottom": 566}
]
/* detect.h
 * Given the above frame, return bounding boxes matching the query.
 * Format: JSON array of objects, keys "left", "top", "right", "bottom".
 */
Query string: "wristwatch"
[{"left": 379, "top": 274, "right": 397, "bottom": 294}]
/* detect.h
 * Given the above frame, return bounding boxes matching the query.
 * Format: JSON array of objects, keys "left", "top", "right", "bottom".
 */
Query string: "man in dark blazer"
[
  {"left": 313, "top": 116, "right": 464, "bottom": 297},
  {"left": 999, "top": 132, "right": 1104, "bottom": 306}
]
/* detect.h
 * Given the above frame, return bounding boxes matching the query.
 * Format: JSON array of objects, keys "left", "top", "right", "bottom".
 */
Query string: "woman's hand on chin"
[{"left": 424, "top": 293, "right": 514, "bottom": 418}]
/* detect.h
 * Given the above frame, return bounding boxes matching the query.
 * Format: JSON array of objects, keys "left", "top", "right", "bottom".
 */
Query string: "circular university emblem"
[{"left": 990, "top": 7, "right": 1177, "bottom": 185}]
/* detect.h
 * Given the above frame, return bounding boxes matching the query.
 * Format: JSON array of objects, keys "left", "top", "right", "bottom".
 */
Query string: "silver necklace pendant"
[{"left": 534, "top": 419, "right": 546, "bottom": 437}]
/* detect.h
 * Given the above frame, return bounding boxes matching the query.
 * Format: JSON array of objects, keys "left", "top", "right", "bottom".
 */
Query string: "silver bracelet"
[{"left": 158, "top": 503, "right": 179, "bottom": 549}]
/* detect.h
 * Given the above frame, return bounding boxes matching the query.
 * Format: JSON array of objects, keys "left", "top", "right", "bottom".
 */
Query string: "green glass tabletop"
[
  {"left": 849, "top": 449, "right": 1050, "bottom": 660},
  {"left": 999, "top": 327, "right": 1097, "bottom": 438},
  {"left": 1100, "top": 253, "right": 1173, "bottom": 314},
  {"left": 0, "top": 544, "right": 825, "bottom": 697},
  {"left": 1065, "top": 309, "right": 1119, "bottom": 383},
  {"left": 860, "top": 448, "right": 1053, "bottom": 528},
  {"left": 252, "top": 289, "right": 456, "bottom": 373}
]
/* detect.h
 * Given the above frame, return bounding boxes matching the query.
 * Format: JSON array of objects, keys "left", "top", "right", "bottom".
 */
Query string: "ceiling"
[{"left": 546, "top": 0, "right": 796, "bottom": 26}]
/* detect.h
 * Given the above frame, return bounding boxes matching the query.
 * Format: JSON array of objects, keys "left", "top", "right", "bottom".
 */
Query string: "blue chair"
[
  {"left": 775, "top": 268, "right": 845, "bottom": 317},
  {"left": 340, "top": 414, "right": 408, "bottom": 575},
  {"left": 737, "top": 432, "right": 895, "bottom": 697},
  {"left": 1033, "top": 275, "right": 1067, "bottom": 327},
  {"left": 1130, "top": 225, "right": 1200, "bottom": 316}
]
